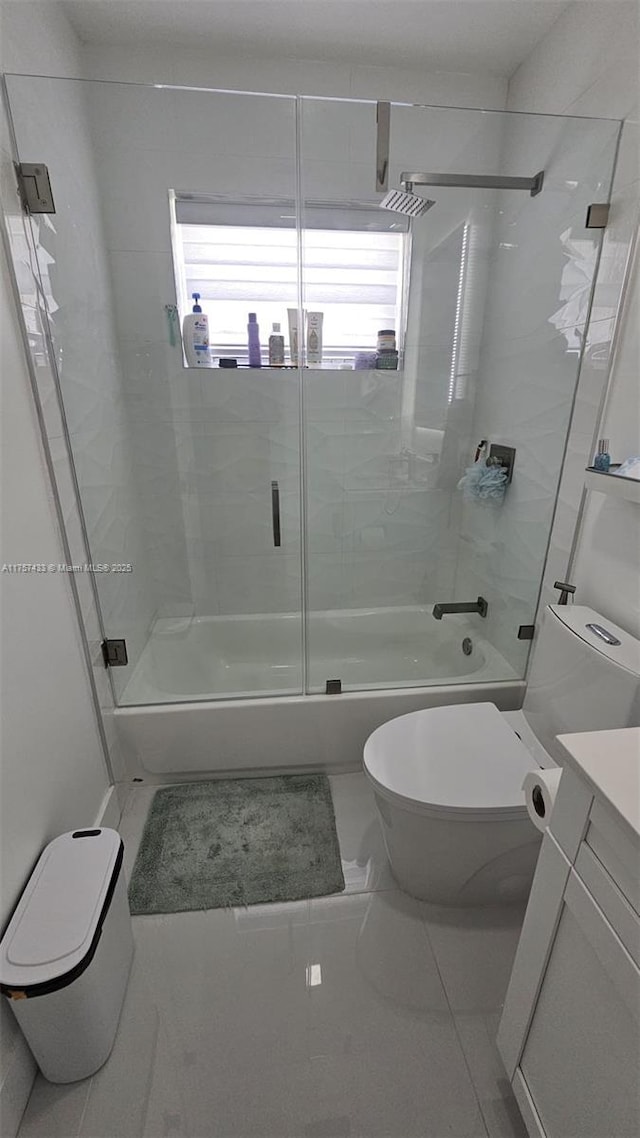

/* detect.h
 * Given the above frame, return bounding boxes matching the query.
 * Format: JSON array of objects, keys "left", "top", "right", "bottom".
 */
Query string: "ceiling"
[{"left": 59, "top": 0, "right": 573, "bottom": 76}]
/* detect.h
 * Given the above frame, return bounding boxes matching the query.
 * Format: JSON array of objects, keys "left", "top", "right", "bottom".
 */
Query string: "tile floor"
[{"left": 18, "top": 774, "right": 528, "bottom": 1138}]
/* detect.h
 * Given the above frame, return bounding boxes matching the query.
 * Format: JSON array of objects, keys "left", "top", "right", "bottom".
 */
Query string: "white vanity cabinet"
[{"left": 497, "top": 730, "right": 640, "bottom": 1138}]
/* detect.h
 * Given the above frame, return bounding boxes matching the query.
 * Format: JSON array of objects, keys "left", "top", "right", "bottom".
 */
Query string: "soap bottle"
[
  {"left": 248, "top": 312, "right": 262, "bottom": 368},
  {"left": 268, "top": 322, "right": 285, "bottom": 367},
  {"left": 593, "top": 438, "right": 611, "bottom": 472},
  {"left": 183, "top": 293, "right": 210, "bottom": 367}
]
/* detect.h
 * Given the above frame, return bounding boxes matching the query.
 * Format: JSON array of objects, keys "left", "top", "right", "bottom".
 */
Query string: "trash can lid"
[{"left": 0, "top": 828, "right": 123, "bottom": 994}]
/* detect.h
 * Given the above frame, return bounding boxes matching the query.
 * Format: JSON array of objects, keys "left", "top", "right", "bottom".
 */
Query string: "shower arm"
[{"left": 401, "top": 170, "right": 544, "bottom": 197}]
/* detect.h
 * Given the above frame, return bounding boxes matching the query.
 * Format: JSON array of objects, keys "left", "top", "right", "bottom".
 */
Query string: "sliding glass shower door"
[{"left": 4, "top": 76, "right": 620, "bottom": 703}]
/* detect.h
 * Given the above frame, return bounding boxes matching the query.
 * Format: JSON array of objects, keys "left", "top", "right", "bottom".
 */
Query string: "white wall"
[
  {"left": 506, "top": 0, "right": 639, "bottom": 640},
  {"left": 507, "top": 1, "right": 638, "bottom": 121},
  {"left": 80, "top": 41, "right": 507, "bottom": 107},
  {"left": 0, "top": 240, "right": 111, "bottom": 1129},
  {"left": 0, "top": 5, "right": 111, "bottom": 1132},
  {"left": 1, "top": 0, "right": 83, "bottom": 78}
]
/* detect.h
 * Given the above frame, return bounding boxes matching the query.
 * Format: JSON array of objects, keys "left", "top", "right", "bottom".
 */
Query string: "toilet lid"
[{"left": 363, "top": 702, "right": 535, "bottom": 817}]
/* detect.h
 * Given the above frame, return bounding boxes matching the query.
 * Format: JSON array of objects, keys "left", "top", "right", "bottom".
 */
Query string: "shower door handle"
[{"left": 271, "top": 481, "right": 281, "bottom": 547}]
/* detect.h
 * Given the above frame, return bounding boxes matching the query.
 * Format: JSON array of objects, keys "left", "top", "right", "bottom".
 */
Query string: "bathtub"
[{"left": 114, "top": 606, "right": 524, "bottom": 780}]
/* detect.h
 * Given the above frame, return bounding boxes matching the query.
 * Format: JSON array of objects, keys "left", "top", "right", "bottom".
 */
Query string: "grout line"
[
  {"left": 418, "top": 910, "right": 492, "bottom": 1138},
  {"left": 74, "top": 1075, "right": 93, "bottom": 1138}
]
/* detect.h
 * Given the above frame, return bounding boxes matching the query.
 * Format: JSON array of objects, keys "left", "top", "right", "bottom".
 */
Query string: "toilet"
[{"left": 364, "top": 605, "right": 640, "bottom": 906}]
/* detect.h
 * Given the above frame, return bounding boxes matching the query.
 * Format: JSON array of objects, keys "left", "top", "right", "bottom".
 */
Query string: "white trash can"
[{"left": 0, "top": 827, "right": 133, "bottom": 1083}]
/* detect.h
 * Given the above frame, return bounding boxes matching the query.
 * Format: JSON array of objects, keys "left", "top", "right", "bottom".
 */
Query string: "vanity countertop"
[{"left": 556, "top": 727, "right": 640, "bottom": 842}]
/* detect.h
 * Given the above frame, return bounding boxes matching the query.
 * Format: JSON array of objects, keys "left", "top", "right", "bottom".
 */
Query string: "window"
[{"left": 170, "top": 194, "right": 407, "bottom": 366}]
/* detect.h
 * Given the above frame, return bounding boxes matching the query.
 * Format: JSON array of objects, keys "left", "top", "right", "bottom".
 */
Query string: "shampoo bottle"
[
  {"left": 182, "top": 293, "right": 210, "bottom": 368},
  {"left": 248, "top": 312, "right": 262, "bottom": 368}
]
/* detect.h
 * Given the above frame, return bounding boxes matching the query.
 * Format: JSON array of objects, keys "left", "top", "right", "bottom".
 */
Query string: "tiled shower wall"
[
  {"left": 80, "top": 88, "right": 508, "bottom": 620},
  {"left": 85, "top": 84, "right": 300, "bottom": 618}
]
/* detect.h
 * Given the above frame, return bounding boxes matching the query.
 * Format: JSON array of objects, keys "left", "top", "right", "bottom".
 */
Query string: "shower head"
[{"left": 379, "top": 188, "right": 435, "bottom": 218}]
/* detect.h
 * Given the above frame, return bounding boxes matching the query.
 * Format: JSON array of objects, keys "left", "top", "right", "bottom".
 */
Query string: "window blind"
[{"left": 172, "top": 196, "right": 407, "bottom": 362}]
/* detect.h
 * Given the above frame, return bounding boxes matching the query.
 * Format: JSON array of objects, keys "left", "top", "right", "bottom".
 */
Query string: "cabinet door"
[
  {"left": 498, "top": 832, "right": 572, "bottom": 1077},
  {"left": 519, "top": 870, "right": 640, "bottom": 1138}
]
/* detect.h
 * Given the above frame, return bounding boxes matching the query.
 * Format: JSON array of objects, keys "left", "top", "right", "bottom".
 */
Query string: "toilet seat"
[{"left": 363, "top": 702, "right": 537, "bottom": 821}]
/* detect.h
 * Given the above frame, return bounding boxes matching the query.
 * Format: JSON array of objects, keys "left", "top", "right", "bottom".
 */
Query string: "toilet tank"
[{"left": 523, "top": 605, "right": 640, "bottom": 763}]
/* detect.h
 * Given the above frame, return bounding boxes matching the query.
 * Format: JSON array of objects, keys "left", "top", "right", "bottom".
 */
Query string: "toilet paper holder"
[{"left": 531, "top": 785, "right": 546, "bottom": 818}]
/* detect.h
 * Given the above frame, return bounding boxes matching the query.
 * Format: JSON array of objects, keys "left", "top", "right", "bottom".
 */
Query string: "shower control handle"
[{"left": 271, "top": 481, "right": 281, "bottom": 548}]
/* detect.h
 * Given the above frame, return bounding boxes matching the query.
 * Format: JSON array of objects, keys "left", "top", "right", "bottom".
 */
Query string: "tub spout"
[{"left": 432, "top": 597, "right": 488, "bottom": 620}]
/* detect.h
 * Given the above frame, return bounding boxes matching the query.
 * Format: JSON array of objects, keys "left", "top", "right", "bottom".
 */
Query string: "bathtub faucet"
[{"left": 432, "top": 596, "right": 488, "bottom": 620}]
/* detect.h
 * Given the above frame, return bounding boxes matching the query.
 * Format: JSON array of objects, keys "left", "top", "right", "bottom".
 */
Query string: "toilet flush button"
[{"left": 585, "top": 622, "right": 621, "bottom": 646}]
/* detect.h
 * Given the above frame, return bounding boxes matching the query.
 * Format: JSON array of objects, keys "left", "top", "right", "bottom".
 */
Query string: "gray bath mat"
[{"left": 128, "top": 775, "right": 345, "bottom": 914}]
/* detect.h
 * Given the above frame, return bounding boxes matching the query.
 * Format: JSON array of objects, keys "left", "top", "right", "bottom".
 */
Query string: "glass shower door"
[
  {"left": 299, "top": 96, "right": 620, "bottom": 692},
  {"left": 5, "top": 76, "right": 304, "bottom": 704},
  {"left": 5, "top": 76, "right": 621, "bottom": 703}
]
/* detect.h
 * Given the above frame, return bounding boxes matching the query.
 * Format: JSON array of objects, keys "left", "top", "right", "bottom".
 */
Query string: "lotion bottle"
[{"left": 183, "top": 293, "right": 210, "bottom": 367}]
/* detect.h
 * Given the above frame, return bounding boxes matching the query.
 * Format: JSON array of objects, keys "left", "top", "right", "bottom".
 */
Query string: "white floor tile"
[
  {"left": 302, "top": 1051, "right": 488, "bottom": 1137},
  {"left": 305, "top": 891, "right": 487, "bottom": 1135},
  {"left": 308, "top": 890, "right": 450, "bottom": 1051},
  {"left": 454, "top": 1012, "right": 528, "bottom": 1138},
  {"left": 18, "top": 775, "right": 528, "bottom": 1138},
  {"left": 15, "top": 1076, "right": 90, "bottom": 1138},
  {"left": 140, "top": 1020, "right": 191, "bottom": 1138},
  {"left": 328, "top": 773, "right": 395, "bottom": 894},
  {"left": 75, "top": 958, "right": 162, "bottom": 1138},
  {"left": 423, "top": 903, "right": 527, "bottom": 1014},
  {"left": 132, "top": 904, "right": 312, "bottom": 1068}
]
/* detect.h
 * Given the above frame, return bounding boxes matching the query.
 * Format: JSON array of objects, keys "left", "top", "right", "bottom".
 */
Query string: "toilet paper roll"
[{"left": 522, "top": 768, "right": 563, "bottom": 833}]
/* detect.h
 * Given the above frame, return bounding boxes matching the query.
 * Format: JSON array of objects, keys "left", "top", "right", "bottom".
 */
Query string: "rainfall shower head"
[{"left": 379, "top": 188, "right": 436, "bottom": 218}]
